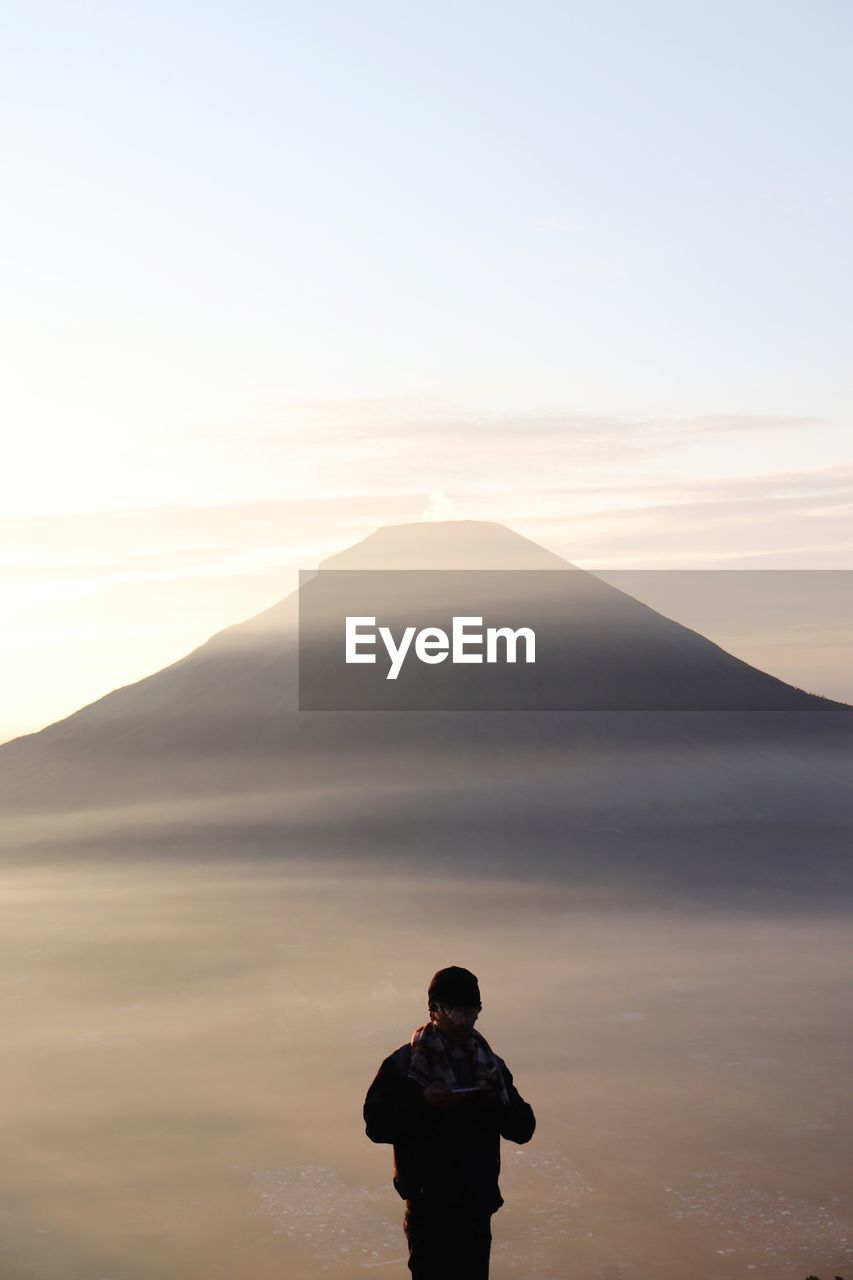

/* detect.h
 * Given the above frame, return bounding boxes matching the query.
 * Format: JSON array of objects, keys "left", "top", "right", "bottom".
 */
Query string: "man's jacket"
[{"left": 363, "top": 1042, "right": 535, "bottom": 1216}]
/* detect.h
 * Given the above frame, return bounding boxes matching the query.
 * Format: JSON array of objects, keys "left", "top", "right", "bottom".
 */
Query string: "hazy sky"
[{"left": 3, "top": 2, "right": 852, "bottom": 740}]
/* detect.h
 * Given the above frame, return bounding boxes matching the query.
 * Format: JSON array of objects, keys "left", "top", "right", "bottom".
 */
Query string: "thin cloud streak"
[{"left": 4, "top": 463, "right": 852, "bottom": 591}]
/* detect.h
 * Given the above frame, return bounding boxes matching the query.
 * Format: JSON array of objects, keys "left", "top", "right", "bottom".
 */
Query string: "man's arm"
[
  {"left": 496, "top": 1058, "right": 536, "bottom": 1144},
  {"left": 363, "top": 1052, "right": 429, "bottom": 1145}
]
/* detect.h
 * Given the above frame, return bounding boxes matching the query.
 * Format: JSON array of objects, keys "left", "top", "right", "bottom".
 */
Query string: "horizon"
[{"left": 3, "top": 519, "right": 851, "bottom": 744}]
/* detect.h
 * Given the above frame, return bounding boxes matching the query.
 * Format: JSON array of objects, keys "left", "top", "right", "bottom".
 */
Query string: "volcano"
[{"left": 2, "top": 522, "right": 850, "bottom": 906}]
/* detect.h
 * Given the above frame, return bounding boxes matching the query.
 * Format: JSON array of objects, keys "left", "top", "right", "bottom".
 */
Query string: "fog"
[{"left": 1, "top": 859, "right": 850, "bottom": 1280}]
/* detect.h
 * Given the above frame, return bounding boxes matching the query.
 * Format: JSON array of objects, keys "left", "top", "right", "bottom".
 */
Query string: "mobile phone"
[{"left": 450, "top": 1086, "right": 480, "bottom": 1094}]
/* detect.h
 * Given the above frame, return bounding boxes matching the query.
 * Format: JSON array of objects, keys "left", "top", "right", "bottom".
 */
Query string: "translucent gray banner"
[{"left": 297, "top": 569, "right": 853, "bottom": 711}]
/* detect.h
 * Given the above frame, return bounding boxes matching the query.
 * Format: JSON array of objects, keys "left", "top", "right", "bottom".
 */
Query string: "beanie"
[{"left": 428, "top": 966, "right": 481, "bottom": 1009}]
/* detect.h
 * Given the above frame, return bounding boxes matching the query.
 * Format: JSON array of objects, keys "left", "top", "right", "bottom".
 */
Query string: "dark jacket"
[{"left": 363, "top": 1042, "right": 535, "bottom": 1216}]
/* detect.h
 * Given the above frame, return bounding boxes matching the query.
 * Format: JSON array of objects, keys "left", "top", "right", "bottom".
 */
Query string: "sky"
[{"left": 2, "top": 1, "right": 852, "bottom": 741}]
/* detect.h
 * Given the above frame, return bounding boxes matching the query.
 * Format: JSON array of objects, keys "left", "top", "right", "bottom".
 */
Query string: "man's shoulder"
[{"left": 385, "top": 1042, "right": 411, "bottom": 1073}]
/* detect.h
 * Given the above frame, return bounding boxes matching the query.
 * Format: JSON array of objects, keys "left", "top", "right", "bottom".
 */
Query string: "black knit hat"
[{"left": 428, "top": 966, "right": 481, "bottom": 1009}]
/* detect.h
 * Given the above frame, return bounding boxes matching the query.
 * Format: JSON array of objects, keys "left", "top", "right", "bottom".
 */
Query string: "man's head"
[{"left": 428, "top": 966, "right": 482, "bottom": 1041}]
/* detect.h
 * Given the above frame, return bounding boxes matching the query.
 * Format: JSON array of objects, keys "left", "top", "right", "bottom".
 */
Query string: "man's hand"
[
  {"left": 423, "top": 1083, "right": 455, "bottom": 1109},
  {"left": 476, "top": 1071, "right": 502, "bottom": 1109}
]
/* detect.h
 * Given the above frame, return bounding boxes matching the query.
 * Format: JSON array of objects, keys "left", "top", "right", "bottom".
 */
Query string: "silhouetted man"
[{"left": 363, "top": 966, "right": 535, "bottom": 1279}]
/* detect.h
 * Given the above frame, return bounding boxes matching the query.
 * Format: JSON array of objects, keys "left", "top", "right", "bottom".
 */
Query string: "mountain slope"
[{"left": 1, "top": 521, "right": 850, "bottom": 906}]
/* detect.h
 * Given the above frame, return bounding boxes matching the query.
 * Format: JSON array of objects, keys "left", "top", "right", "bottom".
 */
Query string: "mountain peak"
[{"left": 318, "top": 520, "right": 575, "bottom": 571}]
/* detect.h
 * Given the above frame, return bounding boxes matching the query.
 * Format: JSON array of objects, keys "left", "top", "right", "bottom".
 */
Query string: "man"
[{"left": 363, "top": 966, "right": 535, "bottom": 1279}]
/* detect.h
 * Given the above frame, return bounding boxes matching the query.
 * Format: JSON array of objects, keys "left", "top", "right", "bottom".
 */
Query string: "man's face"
[{"left": 432, "top": 1003, "right": 480, "bottom": 1042}]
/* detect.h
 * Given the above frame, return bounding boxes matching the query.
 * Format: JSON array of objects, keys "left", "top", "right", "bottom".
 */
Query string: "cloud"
[
  {"left": 421, "top": 491, "right": 456, "bottom": 522},
  {"left": 516, "top": 464, "right": 853, "bottom": 568},
  {"left": 195, "top": 398, "right": 825, "bottom": 489}
]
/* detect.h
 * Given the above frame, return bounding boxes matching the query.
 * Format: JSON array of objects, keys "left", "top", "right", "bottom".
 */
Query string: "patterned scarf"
[{"left": 408, "top": 1021, "right": 509, "bottom": 1104}]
